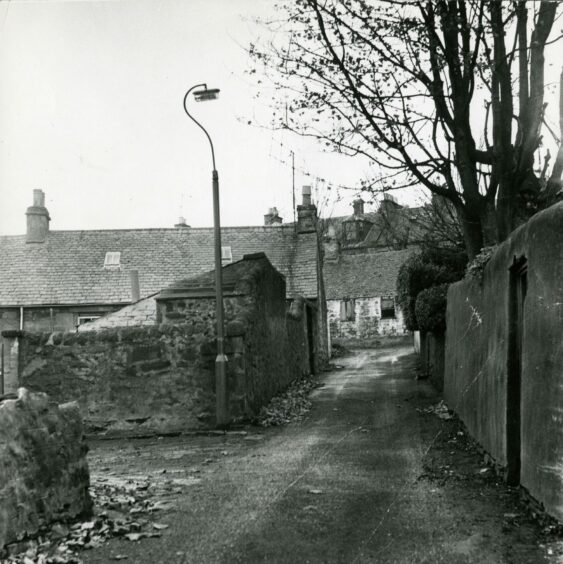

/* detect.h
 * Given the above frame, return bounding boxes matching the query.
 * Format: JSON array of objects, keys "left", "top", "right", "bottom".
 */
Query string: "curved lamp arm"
[{"left": 183, "top": 83, "right": 217, "bottom": 171}]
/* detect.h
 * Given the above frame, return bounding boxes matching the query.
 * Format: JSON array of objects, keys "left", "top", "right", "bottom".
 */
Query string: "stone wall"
[
  {"left": 419, "top": 331, "right": 445, "bottom": 391},
  {"left": 19, "top": 325, "right": 220, "bottom": 435},
  {"left": 444, "top": 203, "right": 563, "bottom": 521},
  {"left": 13, "top": 255, "right": 315, "bottom": 435},
  {"left": 327, "top": 297, "right": 408, "bottom": 343},
  {"left": 157, "top": 254, "right": 314, "bottom": 415},
  {"left": 0, "top": 389, "right": 91, "bottom": 549}
]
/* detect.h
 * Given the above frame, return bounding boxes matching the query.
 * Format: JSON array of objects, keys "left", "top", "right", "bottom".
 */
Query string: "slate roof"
[
  {"left": 77, "top": 294, "right": 158, "bottom": 331},
  {"left": 0, "top": 226, "right": 318, "bottom": 306},
  {"left": 323, "top": 205, "right": 426, "bottom": 249},
  {"left": 78, "top": 254, "right": 282, "bottom": 330},
  {"left": 324, "top": 248, "right": 417, "bottom": 300},
  {"left": 159, "top": 252, "right": 279, "bottom": 295}
]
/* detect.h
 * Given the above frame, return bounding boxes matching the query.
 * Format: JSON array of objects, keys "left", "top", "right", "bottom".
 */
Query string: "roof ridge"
[{"left": 0, "top": 224, "right": 298, "bottom": 237}]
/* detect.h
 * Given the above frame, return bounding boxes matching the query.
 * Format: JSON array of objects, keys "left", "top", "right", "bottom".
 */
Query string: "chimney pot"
[
  {"left": 353, "top": 198, "right": 364, "bottom": 216},
  {"left": 264, "top": 206, "right": 282, "bottom": 226},
  {"left": 33, "top": 189, "right": 45, "bottom": 207},
  {"left": 175, "top": 216, "right": 190, "bottom": 228},
  {"left": 302, "top": 185, "right": 312, "bottom": 206},
  {"left": 296, "top": 186, "right": 317, "bottom": 234}
]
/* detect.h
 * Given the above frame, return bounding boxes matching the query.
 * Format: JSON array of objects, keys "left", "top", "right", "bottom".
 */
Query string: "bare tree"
[{"left": 249, "top": 0, "right": 563, "bottom": 258}]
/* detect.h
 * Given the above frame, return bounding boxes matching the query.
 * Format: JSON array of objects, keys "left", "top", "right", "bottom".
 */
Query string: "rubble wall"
[
  {"left": 157, "top": 255, "right": 313, "bottom": 416},
  {"left": 17, "top": 256, "right": 314, "bottom": 435},
  {"left": 18, "top": 324, "right": 224, "bottom": 435},
  {"left": 0, "top": 389, "right": 91, "bottom": 549},
  {"left": 444, "top": 202, "right": 563, "bottom": 521}
]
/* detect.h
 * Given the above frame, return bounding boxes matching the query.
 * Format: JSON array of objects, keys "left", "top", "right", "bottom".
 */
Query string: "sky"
[
  {"left": 0, "top": 0, "right": 384, "bottom": 236},
  {"left": 0, "top": 1, "right": 559, "bottom": 236}
]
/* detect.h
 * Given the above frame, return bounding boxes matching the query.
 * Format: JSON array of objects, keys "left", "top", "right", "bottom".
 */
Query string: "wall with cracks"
[{"left": 445, "top": 202, "right": 563, "bottom": 521}]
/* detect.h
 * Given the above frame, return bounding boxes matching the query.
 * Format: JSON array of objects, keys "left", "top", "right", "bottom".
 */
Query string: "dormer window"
[
  {"left": 343, "top": 219, "right": 371, "bottom": 244},
  {"left": 104, "top": 251, "right": 121, "bottom": 268},
  {"left": 221, "top": 246, "right": 232, "bottom": 263}
]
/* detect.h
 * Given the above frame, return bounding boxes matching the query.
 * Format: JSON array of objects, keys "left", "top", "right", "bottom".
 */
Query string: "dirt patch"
[{"left": 418, "top": 409, "right": 563, "bottom": 563}]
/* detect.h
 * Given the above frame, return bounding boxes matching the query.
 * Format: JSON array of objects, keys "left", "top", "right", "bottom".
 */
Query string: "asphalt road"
[{"left": 81, "top": 346, "right": 554, "bottom": 564}]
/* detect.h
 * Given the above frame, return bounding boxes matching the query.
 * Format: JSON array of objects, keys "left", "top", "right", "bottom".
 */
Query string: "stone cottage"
[
  {"left": 9, "top": 254, "right": 318, "bottom": 432},
  {"left": 0, "top": 189, "right": 329, "bottom": 381},
  {"left": 322, "top": 195, "right": 422, "bottom": 343}
]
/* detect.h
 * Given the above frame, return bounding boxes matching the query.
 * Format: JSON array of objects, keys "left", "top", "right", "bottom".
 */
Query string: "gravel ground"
[{"left": 6, "top": 346, "right": 562, "bottom": 563}]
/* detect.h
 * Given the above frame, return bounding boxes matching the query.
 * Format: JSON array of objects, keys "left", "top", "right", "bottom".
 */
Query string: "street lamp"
[{"left": 183, "top": 83, "right": 228, "bottom": 428}]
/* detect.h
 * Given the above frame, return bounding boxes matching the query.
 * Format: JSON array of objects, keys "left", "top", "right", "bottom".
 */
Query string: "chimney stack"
[
  {"left": 26, "top": 189, "right": 50, "bottom": 243},
  {"left": 297, "top": 185, "right": 317, "bottom": 234},
  {"left": 352, "top": 198, "right": 365, "bottom": 216},
  {"left": 175, "top": 216, "right": 190, "bottom": 228},
  {"left": 379, "top": 193, "right": 402, "bottom": 214},
  {"left": 264, "top": 207, "right": 283, "bottom": 226}
]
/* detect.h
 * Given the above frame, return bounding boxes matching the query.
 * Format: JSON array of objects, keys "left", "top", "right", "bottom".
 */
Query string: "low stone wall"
[
  {"left": 19, "top": 325, "right": 221, "bottom": 435},
  {"left": 444, "top": 203, "right": 563, "bottom": 521},
  {"left": 15, "top": 255, "right": 315, "bottom": 436},
  {"left": 419, "top": 331, "right": 445, "bottom": 391},
  {"left": 0, "top": 388, "right": 91, "bottom": 549}
]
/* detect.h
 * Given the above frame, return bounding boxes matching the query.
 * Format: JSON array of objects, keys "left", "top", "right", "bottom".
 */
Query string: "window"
[
  {"left": 104, "top": 251, "right": 121, "bottom": 268},
  {"left": 381, "top": 297, "right": 396, "bottom": 319},
  {"left": 340, "top": 298, "right": 355, "bottom": 322},
  {"left": 77, "top": 315, "right": 101, "bottom": 326},
  {"left": 221, "top": 246, "right": 233, "bottom": 263}
]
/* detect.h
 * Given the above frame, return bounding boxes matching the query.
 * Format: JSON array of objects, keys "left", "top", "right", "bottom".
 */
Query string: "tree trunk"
[{"left": 458, "top": 205, "right": 484, "bottom": 261}]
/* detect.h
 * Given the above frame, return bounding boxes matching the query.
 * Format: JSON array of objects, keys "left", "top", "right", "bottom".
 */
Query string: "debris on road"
[
  {"left": 256, "top": 375, "right": 320, "bottom": 427},
  {"left": 417, "top": 400, "right": 453, "bottom": 420},
  {"left": 1, "top": 473, "right": 176, "bottom": 564}
]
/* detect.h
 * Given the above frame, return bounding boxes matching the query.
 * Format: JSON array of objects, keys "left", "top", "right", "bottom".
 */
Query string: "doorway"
[{"left": 507, "top": 257, "right": 527, "bottom": 485}]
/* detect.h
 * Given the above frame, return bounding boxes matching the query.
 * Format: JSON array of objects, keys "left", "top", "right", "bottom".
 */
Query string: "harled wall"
[{"left": 445, "top": 203, "right": 563, "bottom": 521}]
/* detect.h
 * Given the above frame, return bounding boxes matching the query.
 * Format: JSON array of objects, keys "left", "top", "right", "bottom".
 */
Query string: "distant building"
[
  {"left": 322, "top": 195, "right": 423, "bottom": 343},
  {"left": 0, "top": 188, "right": 329, "bottom": 362}
]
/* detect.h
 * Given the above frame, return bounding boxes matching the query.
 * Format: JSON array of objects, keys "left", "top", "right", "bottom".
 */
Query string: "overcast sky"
[
  {"left": 0, "top": 0, "right": 384, "bottom": 236},
  {"left": 1, "top": 1, "right": 559, "bottom": 236}
]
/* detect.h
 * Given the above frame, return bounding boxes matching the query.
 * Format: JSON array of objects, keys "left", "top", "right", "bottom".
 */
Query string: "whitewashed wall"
[{"left": 327, "top": 297, "right": 408, "bottom": 341}]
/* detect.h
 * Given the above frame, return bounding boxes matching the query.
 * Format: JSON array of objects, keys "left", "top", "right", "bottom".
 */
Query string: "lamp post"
[{"left": 183, "top": 83, "right": 228, "bottom": 428}]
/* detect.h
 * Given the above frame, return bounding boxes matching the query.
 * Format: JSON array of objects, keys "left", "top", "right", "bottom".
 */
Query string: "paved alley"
[{"left": 81, "top": 347, "right": 556, "bottom": 564}]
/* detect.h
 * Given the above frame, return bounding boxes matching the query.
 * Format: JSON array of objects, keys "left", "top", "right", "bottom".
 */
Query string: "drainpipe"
[
  {"left": 1, "top": 339, "right": 4, "bottom": 395},
  {"left": 19, "top": 307, "right": 24, "bottom": 331}
]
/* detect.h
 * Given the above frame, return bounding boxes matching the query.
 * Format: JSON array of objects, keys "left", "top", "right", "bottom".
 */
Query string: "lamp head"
[{"left": 193, "top": 87, "right": 220, "bottom": 102}]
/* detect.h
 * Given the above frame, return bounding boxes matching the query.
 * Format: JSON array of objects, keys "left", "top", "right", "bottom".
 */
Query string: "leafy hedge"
[
  {"left": 415, "top": 283, "right": 449, "bottom": 333},
  {"left": 396, "top": 252, "right": 461, "bottom": 331},
  {"left": 396, "top": 247, "right": 467, "bottom": 332}
]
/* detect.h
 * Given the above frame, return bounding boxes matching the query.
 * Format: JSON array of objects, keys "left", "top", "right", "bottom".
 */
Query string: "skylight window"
[
  {"left": 221, "top": 246, "right": 233, "bottom": 263},
  {"left": 104, "top": 251, "right": 121, "bottom": 268}
]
